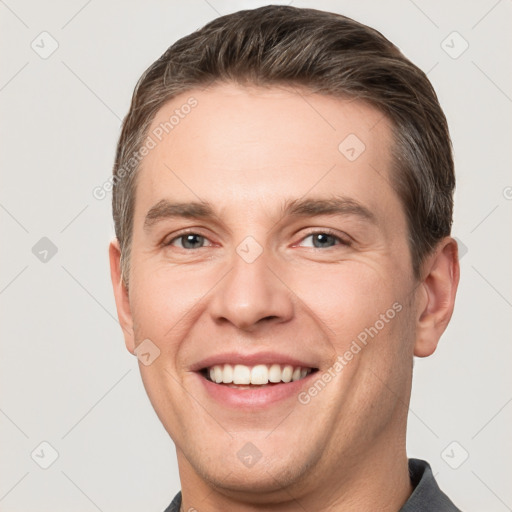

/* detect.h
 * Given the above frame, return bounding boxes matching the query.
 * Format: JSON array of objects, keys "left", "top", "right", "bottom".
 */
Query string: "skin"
[{"left": 109, "top": 83, "right": 459, "bottom": 511}]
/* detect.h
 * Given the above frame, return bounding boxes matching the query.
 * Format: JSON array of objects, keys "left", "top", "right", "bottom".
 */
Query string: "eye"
[
  {"left": 298, "top": 231, "right": 349, "bottom": 249},
  {"left": 166, "top": 232, "right": 212, "bottom": 250}
]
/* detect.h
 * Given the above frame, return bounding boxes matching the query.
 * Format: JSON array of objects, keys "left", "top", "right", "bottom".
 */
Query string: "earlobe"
[
  {"left": 109, "top": 238, "right": 136, "bottom": 354},
  {"left": 414, "top": 237, "right": 460, "bottom": 358}
]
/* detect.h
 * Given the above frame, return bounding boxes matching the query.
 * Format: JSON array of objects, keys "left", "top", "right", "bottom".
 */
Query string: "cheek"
[
  {"left": 129, "top": 261, "right": 213, "bottom": 340},
  {"left": 287, "top": 262, "right": 402, "bottom": 342}
]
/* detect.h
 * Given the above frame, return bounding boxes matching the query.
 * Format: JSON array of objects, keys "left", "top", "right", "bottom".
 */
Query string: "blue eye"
[
  {"left": 300, "top": 232, "right": 347, "bottom": 249},
  {"left": 164, "top": 230, "right": 349, "bottom": 251},
  {"left": 168, "top": 233, "right": 208, "bottom": 249}
]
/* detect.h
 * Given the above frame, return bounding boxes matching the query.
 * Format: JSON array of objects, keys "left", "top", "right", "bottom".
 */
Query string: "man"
[{"left": 109, "top": 5, "right": 460, "bottom": 511}]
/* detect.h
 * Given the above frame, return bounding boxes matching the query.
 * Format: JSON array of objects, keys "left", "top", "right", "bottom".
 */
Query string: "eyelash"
[
  {"left": 163, "top": 228, "right": 351, "bottom": 250},
  {"left": 298, "top": 229, "right": 351, "bottom": 248}
]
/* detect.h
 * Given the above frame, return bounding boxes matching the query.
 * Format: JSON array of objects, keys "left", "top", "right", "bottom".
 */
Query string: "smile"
[{"left": 201, "top": 363, "right": 317, "bottom": 387}]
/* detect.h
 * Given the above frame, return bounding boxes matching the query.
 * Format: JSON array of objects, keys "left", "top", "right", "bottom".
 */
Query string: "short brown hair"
[{"left": 112, "top": 5, "right": 454, "bottom": 287}]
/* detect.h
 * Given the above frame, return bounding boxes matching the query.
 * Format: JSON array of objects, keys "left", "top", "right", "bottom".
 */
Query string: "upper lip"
[{"left": 191, "top": 351, "right": 319, "bottom": 372}]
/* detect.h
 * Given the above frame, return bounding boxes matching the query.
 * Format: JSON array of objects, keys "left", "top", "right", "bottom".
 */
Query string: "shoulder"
[{"left": 400, "top": 458, "right": 461, "bottom": 512}]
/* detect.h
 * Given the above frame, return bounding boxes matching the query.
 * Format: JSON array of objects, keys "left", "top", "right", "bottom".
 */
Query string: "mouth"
[
  {"left": 199, "top": 363, "right": 319, "bottom": 389},
  {"left": 191, "top": 352, "right": 322, "bottom": 408}
]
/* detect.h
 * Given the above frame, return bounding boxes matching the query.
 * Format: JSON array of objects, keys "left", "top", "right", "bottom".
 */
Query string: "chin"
[
  {"left": 183, "top": 438, "right": 321, "bottom": 501},
  {"left": 202, "top": 462, "right": 309, "bottom": 501}
]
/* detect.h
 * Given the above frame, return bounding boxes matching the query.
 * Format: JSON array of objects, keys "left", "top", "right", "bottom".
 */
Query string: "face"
[{"left": 110, "top": 83, "right": 457, "bottom": 502}]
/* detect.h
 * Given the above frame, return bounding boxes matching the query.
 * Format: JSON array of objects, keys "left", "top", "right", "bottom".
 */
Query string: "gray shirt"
[{"left": 163, "top": 458, "right": 461, "bottom": 511}]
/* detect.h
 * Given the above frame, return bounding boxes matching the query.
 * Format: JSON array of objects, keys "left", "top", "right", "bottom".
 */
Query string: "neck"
[{"left": 177, "top": 436, "right": 413, "bottom": 512}]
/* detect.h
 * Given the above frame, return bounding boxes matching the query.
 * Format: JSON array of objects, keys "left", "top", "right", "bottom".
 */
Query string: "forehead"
[{"left": 136, "top": 83, "right": 399, "bottom": 224}]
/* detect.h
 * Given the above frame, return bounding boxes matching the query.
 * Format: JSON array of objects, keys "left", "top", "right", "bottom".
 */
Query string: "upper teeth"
[{"left": 208, "top": 364, "right": 311, "bottom": 385}]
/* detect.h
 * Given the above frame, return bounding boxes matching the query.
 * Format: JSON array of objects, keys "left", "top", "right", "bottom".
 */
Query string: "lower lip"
[{"left": 197, "top": 372, "right": 317, "bottom": 409}]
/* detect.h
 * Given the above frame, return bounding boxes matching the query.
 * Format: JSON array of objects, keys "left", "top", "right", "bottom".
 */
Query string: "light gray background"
[{"left": 1, "top": 1, "right": 511, "bottom": 511}]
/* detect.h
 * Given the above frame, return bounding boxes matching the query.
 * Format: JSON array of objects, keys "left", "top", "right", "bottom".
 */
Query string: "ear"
[
  {"left": 414, "top": 237, "right": 460, "bottom": 357},
  {"left": 109, "top": 238, "right": 136, "bottom": 354}
]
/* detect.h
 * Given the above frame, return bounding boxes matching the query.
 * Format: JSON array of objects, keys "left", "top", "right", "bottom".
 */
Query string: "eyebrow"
[{"left": 143, "top": 196, "right": 377, "bottom": 231}]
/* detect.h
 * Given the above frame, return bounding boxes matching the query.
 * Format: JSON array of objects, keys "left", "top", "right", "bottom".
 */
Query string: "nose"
[{"left": 208, "top": 247, "right": 294, "bottom": 332}]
